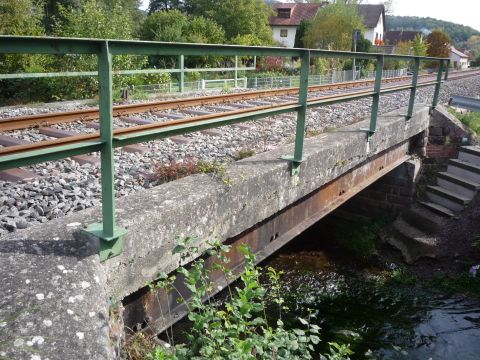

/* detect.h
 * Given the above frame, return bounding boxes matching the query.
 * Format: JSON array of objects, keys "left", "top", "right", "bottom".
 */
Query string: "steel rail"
[
  {"left": 2, "top": 70, "right": 478, "bottom": 132},
  {"left": 0, "top": 78, "right": 452, "bottom": 159}
]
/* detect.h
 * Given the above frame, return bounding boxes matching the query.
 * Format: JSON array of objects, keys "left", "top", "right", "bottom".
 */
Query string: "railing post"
[
  {"left": 444, "top": 60, "right": 450, "bottom": 80},
  {"left": 432, "top": 59, "right": 444, "bottom": 110},
  {"left": 406, "top": 57, "right": 420, "bottom": 120},
  {"left": 234, "top": 56, "right": 238, "bottom": 88},
  {"left": 83, "top": 41, "right": 126, "bottom": 262},
  {"left": 178, "top": 54, "right": 184, "bottom": 93},
  {"left": 368, "top": 54, "right": 384, "bottom": 139},
  {"left": 282, "top": 50, "right": 309, "bottom": 175}
]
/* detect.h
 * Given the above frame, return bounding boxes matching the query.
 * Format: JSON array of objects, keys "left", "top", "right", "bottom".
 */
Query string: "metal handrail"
[{"left": 0, "top": 36, "right": 449, "bottom": 261}]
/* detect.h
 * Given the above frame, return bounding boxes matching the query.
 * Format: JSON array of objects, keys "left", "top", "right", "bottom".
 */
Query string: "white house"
[
  {"left": 269, "top": 3, "right": 385, "bottom": 48},
  {"left": 450, "top": 46, "right": 470, "bottom": 69},
  {"left": 269, "top": 3, "right": 323, "bottom": 48},
  {"left": 356, "top": 4, "right": 386, "bottom": 45}
]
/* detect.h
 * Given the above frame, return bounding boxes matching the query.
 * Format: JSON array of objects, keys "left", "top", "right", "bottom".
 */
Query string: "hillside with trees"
[{"left": 386, "top": 15, "right": 480, "bottom": 46}]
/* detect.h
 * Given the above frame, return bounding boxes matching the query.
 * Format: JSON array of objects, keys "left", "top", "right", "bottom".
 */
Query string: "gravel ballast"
[{"left": 1, "top": 76, "right": 480, "bottom": 235}]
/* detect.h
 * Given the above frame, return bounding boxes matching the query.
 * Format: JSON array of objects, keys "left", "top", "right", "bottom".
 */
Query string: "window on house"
[
  {"left": 277, "top": 9, "right": 291, "bottom": 18},
  {"left": 280, "top": 29, "right": 288, "bottom": 38}
]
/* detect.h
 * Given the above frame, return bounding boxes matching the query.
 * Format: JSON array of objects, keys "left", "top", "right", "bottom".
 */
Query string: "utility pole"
[{"left": 352, "top": 29, "right": 361, "bottom": 81}]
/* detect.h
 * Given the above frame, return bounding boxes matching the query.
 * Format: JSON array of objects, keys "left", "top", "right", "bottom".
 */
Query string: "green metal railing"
[{"left": 0, "top": 36, "right": 449, "bottom": 261}]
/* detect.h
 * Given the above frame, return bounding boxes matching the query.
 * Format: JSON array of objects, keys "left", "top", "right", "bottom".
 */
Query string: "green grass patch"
[{"left": 448, "top": 108, "right": 480, "bottom": 134}]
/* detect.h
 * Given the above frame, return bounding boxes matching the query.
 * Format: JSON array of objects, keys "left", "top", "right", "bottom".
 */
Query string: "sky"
[{"left": 139, "top": 0, "right": 480, "bottom": 32}]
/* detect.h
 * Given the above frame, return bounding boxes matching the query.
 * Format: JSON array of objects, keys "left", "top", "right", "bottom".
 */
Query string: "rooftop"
[
  {"left": 356, "top": 4, "right": 385, "bottom": 29},
  {"left": 269, "top": 3, "right": 323, "bottom": 26},
  {"left": 385, "top": 30, "right": 423, "bottom": 45}
]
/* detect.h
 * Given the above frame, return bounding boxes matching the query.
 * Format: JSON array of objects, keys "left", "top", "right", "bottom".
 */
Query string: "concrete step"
[
  {"left": 425, "top": 185, "right": 471, "bottom": 212},
  {"left": 458, "top": 145, "right": 480, "bottom": 166},
  {"left": 385, "top": 218, "right": 439, "bottom": 263},
  {"left": 448, "top": 159, "right": 480, "bottom": 183},
  {"left": 437, "top": 171, "right": 480, "bottom": 198},
  {"left": 419, "top": 201, "right": 456, "bottom": 218},
  {"left": 401, "top": 204, "right": 446, "bottom": 234}
]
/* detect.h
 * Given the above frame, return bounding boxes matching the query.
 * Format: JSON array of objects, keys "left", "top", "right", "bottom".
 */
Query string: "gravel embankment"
[{"left": 1, "top": 76, "right": 479, "bottom": 235}]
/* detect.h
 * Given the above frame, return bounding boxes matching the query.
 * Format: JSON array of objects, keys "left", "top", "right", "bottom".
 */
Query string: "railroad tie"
[
  {"left": 0, "top": 135, "right": 38, "bottom": 182},
  {"left": 151, "top": 112, "right": 185, "bottom": 120},
  {"left": 36, "top": 127, "right": 101, "bottom": 165},
  {"left": 39, "top": 126, "right": 148, "bottom": 155},
  {"left": 119, "top": 116, "right": 154, "bottom": 125},
  {"left": 169, "top": 136, "right": 192, "bottom": 145},
  {"left": 181, "top": 109, "right": 214, "bottom": 116}
]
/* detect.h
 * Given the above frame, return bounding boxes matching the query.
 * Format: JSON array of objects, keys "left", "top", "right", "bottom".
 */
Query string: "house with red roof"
[{"left": 269, "top": 2, "right": 386, "bottom": 48}]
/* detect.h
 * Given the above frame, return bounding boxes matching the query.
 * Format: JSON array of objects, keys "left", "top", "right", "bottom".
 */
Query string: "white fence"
[
  {"left": 247, "top": 68, "right": 408, "bottom": 89},
  {"left": 127, "top": 68, "right": 407, "bottom": 96}
]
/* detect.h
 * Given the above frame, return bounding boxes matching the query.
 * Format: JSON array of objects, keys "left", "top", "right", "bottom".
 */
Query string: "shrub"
[{"left": 141, "top": 239, "right": 351, "bottom": 359}]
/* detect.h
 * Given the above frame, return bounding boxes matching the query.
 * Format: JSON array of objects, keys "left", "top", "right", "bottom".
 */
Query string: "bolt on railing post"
[
  {"left": 282, "top": 50, "right": 309, "bottom": 175},
  {"left": 368, "top": 54, "right": 384, "bottom": 138},
  {"left": 432, "top": 59, "right": 444, "bottom": 110},
  {"left": 406, "top": 57, "right": 420, "bottom": 120},
  {"left": 83, "top": 41, "right": 126, "bottom": 262},
  {"left": 178, "top": 54, "right": 185, "bottom": 93}
]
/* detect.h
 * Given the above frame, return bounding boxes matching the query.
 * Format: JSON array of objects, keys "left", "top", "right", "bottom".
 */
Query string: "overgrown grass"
[
  {"left": 233, "top": 149, "right": 255, "bottom": 160},
  {"left": 151, "top": 158, "right": 232, "bottom": 185},
  {"left": 448, "top": 108, "right": 480, "bottom": 134}
]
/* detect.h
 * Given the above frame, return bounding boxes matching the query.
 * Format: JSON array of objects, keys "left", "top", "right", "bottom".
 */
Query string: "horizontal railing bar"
[
  {"left": 0, "top": 36, "right": 448, "bottom": 63},
  {"left": 0, "top": 141, "right": 103, "bottom": 171},
  {"left": 0, "top": 67, "right": 256, "bottom": 80}
]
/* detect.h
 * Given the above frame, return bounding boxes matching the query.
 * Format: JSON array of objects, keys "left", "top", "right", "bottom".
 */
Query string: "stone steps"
[{"left": 391, "top": 145, "right": 480, "bottom": 262}]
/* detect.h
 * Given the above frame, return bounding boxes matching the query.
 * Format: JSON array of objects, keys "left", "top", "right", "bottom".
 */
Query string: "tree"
[
  {"left": 412, "top": 34, "right": 427, "bottom": 56},
  {"left": 294, "top": 20, "right": 312, "bottom": 48},
  {"left": 0, "top": 0, "right": 44, "bottom": 36},
  {"left": 0, "top": 0, "right": 45, "bottom": 73},
  {"left": 426, "top": 28, "right": 451, "bottom": 58},
  {"left": 140, "top": 10, "right": 225, "bottom": 44},
  {"left": 188, "top": 0, "right": 274, "bottom": 44},
  {"left": 148, "top": 0, "right": 184, "bottom": 13},
  {"left": 304, "top": 2, "right": 365, "bottom": 50}
]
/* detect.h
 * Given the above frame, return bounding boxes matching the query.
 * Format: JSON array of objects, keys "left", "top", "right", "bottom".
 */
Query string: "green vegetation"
[
  {"left": 152, "top": 158, "right": 232, "bottom": 186},
  {"left": 329, "top": 218, "right": 388, "bottom": 259},
  {"left": 233, "top": 149, "right": 256, "bottom": 161},
  {"left": 304, "top": 3, "right": 365, "bottom": 51},
  {"left": 449, "top": 109, "right": 480, "bottom": 135},
  {"left": 128, "top": 239, "right": 352, "bottom": 359},
  {"left": 426, "top": 29, "right": 452, "bottom": 59}
]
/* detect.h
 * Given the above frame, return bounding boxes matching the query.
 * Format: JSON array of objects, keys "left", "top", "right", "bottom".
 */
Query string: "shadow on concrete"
[{"left": 0, "top": 237, "right": 97, "bottom": 260}]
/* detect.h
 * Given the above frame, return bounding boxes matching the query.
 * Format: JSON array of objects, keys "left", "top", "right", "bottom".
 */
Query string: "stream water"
[{"left": 262, "top": 221, "right": 480, "bottom": 360}]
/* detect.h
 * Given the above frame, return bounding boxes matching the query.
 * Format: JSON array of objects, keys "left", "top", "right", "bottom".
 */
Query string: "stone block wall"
[
  {"left": 427, "top": 106, "right": 476, "bottom": 162},
  {"left": 343, "top": 158, "right": 421, "bottom": 217}
]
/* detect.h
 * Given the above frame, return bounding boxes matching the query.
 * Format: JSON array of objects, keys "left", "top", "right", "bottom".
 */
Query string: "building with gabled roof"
[
  {"left": 450, "top": 46, "right": 470, "bottom": 69},
  {"left": 269, "top": 2, "right": 324, "bottom": 48},
  {"left": 269, "top": 2, "right": 385, "bottom": 48}
]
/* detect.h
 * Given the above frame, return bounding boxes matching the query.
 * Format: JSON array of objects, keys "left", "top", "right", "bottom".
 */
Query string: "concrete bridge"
[{"left": 1, "top": 105, "right": 437, "bottom": 359}]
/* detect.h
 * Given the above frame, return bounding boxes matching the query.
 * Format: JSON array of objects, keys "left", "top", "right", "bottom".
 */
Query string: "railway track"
[
  {"left": 0, "top": 69, "right": 479, "bottom": 159},
  {"left": 1, "top": 69, "right": 479, "bottom": 133}
]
